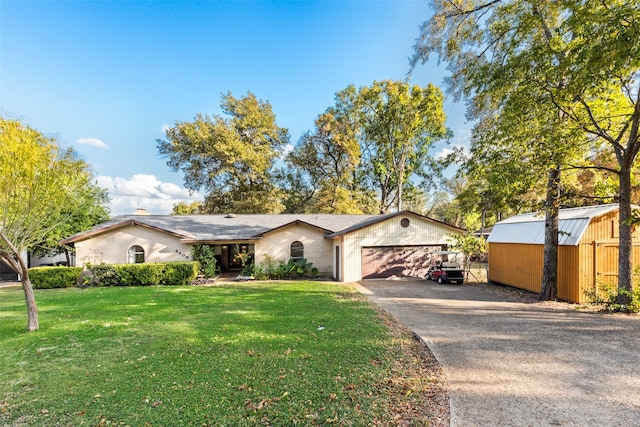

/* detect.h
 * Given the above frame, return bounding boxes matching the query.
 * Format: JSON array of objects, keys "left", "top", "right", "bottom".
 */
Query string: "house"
[
  {"left": 0, "top": 251, "right": 72, "bottom": 282},
  {"left": 487, "top": 204, "right": 640, "bottom": 303},
  {"left": 61, "top": 210, "right": 465, "bottom": 282}
]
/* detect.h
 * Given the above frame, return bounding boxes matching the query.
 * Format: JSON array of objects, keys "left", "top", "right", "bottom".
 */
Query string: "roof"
[
  {"left": 487, "top": 204, "right": 621, "bottom": 246},
  {"left": 62, "top": 213, "right": 381, "bottom": 244},
  {"left": 63, "top": 210, "right": 466, "bottom": 244},
  {"left": 324, "top": 210, "right": 465, "bottom": 238}
]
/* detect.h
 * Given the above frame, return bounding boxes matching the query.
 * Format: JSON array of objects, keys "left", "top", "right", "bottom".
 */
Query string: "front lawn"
[{"left": 0, "top": 282, "right": 447, "bottom": 426}]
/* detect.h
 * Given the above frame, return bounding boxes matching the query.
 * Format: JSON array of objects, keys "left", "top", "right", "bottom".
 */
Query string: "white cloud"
[
  {"left": 282, "top": 143, "right": 294, "bottom": 157},
  {"left": 435, "top": 144, "right": 468, "bottom": 161},
  {"left": 97, "top": 174, "right": 203, "bottom": 215},
  {"left": 161, "top": 124, "right": 171, "bottom": 134},
  {"left": 435, "top": 147, "right": 456, "bottom": 160},
  {"left": 77, "top": 137, "right": 110, "bottom": 149}
]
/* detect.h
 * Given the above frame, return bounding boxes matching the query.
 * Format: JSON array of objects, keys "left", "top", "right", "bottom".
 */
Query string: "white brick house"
[{"left": 62, "top": 211, "right": 464, "bottom": 282}]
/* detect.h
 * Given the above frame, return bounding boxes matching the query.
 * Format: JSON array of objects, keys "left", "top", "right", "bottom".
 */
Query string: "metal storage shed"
[{"left": 487, "top": 204, "right": 640, "bottom": 302}]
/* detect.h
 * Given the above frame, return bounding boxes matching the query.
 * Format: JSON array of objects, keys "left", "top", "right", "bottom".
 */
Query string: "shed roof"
[{"left": 487, "top": 204, "right": 620, "bottom": 246}]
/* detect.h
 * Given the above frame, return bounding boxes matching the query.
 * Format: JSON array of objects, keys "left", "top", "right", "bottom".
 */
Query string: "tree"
[
  {"left": 0, "top": 118, "right": 107, "bottom": 331},
  {"left": 356, "top": 80, "right": 450, "bottom": 213},
  {"left": 34, "top": 175, "right": 110, "bottom": 266},
  {"left": 411, "top": 0, "right": 639, "bottom": 301},
  {"left": 287, "top": 110, "right": 373, "bottom": 213},
  {"left": 172, "top": 201, "right": 204, "bottom": 215},
  {"left": 158, "top": 91, "right": 290, "bottom": 214}
]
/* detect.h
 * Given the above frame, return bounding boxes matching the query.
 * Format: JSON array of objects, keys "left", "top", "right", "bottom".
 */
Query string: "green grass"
[{"left": 0, "top": 282, "right": 421, "bottom": 426}]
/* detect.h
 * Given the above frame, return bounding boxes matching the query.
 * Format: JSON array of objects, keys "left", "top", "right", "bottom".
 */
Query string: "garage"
[
  {"left": 361, "top": 245, "right": 443, "bottom": 279},
  {"left": 0, "top": 261, "right": 18, "bottom": 282},
  {"left": 327, "top": 211, "right": 465, "bottom": 282}
]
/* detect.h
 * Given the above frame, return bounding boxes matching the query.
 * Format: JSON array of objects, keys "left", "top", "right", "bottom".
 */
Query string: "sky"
[{"left": 0, "top": 0, "right": 471, "bottom": 215}]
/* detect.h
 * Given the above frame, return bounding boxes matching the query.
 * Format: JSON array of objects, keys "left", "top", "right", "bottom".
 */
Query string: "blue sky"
[{"left": 1, "top": 0, "right": 470, "bottom": 215}]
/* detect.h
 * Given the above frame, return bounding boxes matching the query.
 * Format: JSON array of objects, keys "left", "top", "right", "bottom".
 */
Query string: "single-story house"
[
  {"left": 487, "top": 204, "right": 640, "bottom": 303},
  {"left": 0, "top": 252, "right": 72, "bottom": 282},
  {"left": 61, "top": 210, "right": 465, "bottom": 282}
]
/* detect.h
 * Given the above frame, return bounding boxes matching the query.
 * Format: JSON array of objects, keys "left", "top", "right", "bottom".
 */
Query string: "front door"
[{"left": 221, "top": 244, "right": 254, "bottom": 272}]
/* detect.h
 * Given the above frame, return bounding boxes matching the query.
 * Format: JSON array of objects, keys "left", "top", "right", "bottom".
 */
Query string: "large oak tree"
[{"left": 158, "top": 91, "right": 290, "bottom": 214}]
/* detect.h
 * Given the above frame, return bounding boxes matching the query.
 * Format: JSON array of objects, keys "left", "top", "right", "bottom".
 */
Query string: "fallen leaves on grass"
[{"left": 359, "top": 294, "right": 450, "bottom": 426}]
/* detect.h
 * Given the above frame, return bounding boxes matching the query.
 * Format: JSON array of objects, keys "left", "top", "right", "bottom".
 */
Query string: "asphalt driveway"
[{"left": 358, "top": 279, "right": 640, "bottom": 427}]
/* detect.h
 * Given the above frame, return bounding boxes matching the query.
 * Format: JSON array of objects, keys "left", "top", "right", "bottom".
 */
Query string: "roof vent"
[
  {"left": 224, "top": 214, "right": 236, "bottom": 218},
  {"left": 133, "top": 208, "right": 151, "bottom": 216}
]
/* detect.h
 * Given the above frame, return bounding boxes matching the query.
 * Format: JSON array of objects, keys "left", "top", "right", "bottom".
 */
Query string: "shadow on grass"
[{"left": 0, "top": 282, "right": 418, "bottom": 426}]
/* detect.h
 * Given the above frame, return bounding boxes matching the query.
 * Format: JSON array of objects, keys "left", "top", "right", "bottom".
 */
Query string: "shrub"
[
  {"left": 158, "top": 262, "right": 199, "bottom": 286},
  {"left": 253, "top": 255, "right": 319, "bottom": 280},
  {"left": 584, "top": 281, "right": 640, "bottom": 313},
  {"left": 29, "top": 266, "right": 82, "bottom": 289},
  {"left": 87, "top": 262, "right": 199, "bottom": 287},
  {"left": 192, "top": 244, "right": 219, "bottom": 278}
]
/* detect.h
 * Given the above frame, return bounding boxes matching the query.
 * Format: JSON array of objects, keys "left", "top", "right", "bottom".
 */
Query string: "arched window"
[
  {"left": 290, "top": 241, "right": 304, "bottom": 260},
  {"left": 128, "top": 245, "right": 145, "bottom": 264}
]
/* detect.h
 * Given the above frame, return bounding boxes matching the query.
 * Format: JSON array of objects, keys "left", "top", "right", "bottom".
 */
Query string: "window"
[
  {"left": 128, "top": 245, "right": 145, "bottom": 263},
  {"left": 290, "top": 241, "right": 304, "bottom": 260}
]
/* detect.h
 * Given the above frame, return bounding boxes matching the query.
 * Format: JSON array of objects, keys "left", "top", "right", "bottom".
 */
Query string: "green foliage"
[
  {"left": 171, "top": 201, "right": 204, "bottom": 215},
  {"left": 0, "top": 118, "right": 110, "bottom": 260},
  {"left": 287, "top": 109, "right": 374, "bottom": 213},
  {"left": 412, "top": 0, "right": 640, "bottom": 294},
  {"left": 584, "top": 282, "right": 640, "bottom": 313},
  {"left": 191, "top": 244, "right": 219, "bottom": 278},
  {"left": 87, "top": 262, "right": 198, "bottom": 287},
  {"left": 357, "top": 80, "right": 450, "bottom": 213},
  {"left": 450, "top": 233, "right": 488, "bottom": 261},
  {"left": 29, "top": 267, "right": 82, "bottom": 289},
  {"left": 253, "top": 255, "right": 319, "bottom": 280},
  {"left": 252, "top": 254, "right": 282, "bottom": 279},
  {"left": 233, "top": 250, "right": 254, "bottom": 276},
  {"left": 0, "top": 117, "right": 109, "bottom": 330},
  {"left": 157, "top": 262, "right": 199, "bottom": 286},
  {"left": 157, "top": 91, "right": 289, "bottom": 214}
]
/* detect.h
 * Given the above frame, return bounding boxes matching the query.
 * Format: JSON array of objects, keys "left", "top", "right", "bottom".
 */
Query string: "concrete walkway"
[{"left": 359, "top": 279, "right": 640, "bottom": 427}]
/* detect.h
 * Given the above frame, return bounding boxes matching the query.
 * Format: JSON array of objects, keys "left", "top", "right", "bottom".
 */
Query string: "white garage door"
[{"left": 361, "top": 245, "right": 443, "bottom": 279}]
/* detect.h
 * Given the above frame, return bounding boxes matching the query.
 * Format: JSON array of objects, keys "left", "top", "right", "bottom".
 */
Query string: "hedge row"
[
  {"left": 28, "top": 267, "right": 83, "bottom": 289},
  {"left": 86, "top": 262, "right": 199, "bottom": 287},
  {"left": 29, "top": 262, "right": 199, "bottom": 289}
]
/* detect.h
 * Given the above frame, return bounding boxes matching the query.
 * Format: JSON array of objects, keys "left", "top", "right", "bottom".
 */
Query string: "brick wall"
[
  {"left": 74, "top": 224, "right": 192, "bottom": 267},
  {"left": 255, "top": 223, "right": 333, "bottom": 275}
]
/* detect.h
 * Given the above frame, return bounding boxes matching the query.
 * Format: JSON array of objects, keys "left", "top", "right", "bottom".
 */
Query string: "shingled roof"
[{"left": 62, "top": 213, "right": 382, "bottom": 244}]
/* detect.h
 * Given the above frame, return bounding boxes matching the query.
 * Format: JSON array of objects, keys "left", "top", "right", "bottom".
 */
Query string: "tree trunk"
[
  {"left": 21, "top": 273, "right": 39, "bottom": 331},
  {"left": 0, "top": 231, "right": 40, "bottom": 331},
  {"left": 617, "top": 164, "right": 634, "bottom": 305},
  {"left": 540, "top": 167, "right": 560, "bottom": 301}
]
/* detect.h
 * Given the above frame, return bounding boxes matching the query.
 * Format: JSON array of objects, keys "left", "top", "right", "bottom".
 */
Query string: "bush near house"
[
  {"left": 29, "top": 267, "right": 83, "bottom": 289},
  {"left": 87, "top": 262, "right": 199, "bottom": 287},
  {"left": 252, "top": 256, "right": 320, "bottom": 280}
]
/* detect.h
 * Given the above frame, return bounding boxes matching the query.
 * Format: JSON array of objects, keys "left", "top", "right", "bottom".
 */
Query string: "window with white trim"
[
  {"left": 290, "top": 241, "right": 304, "bottom": 260},
  {"left": 128, "top": 245, "right": 145, "bottom": 264}
]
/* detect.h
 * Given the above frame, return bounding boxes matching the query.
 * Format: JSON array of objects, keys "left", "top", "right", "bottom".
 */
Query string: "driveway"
[{"left": 359, "top": 279, "right": 640, "bottom": 426}]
